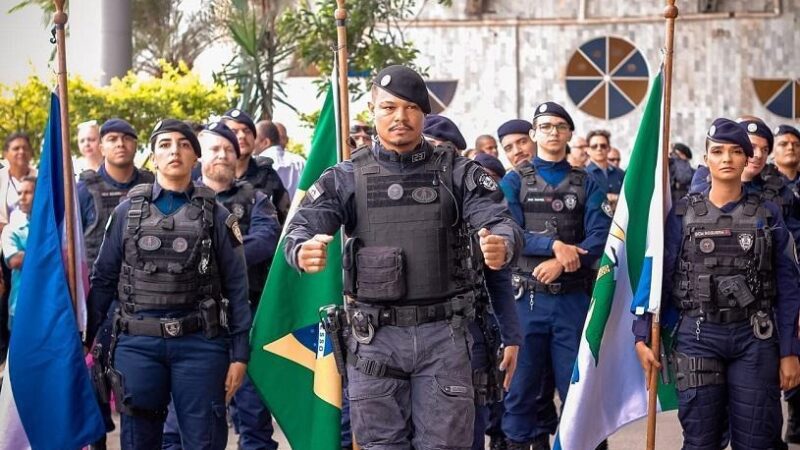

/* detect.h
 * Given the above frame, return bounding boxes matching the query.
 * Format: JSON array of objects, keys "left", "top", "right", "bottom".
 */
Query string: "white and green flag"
[{"left": 554, "top": 69, "right": 678, "bottom": 450}]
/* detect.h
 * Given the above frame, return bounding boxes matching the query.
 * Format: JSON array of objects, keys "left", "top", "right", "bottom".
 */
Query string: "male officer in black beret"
[
  {"left": 669, "top": 142, "right": 695, "bottom": 204},
  {"left": 497, "top": 119, "right": 535, "bottom": 169},
  {"left": 78, "top": 118, "right": 155, "bottom": 449},
  {"left": 223, "top": 108, "right": 290, "bottom": 225},
  {"left": 86, "top": 118, "right": 252, "bottom": 450},
  {"left": 422, "top": 114, "right": 468, "bottom": 151},
  {"left": 499, "top": 102, "right": 611, "bottom": 450},
  {"left": 283, "top": 64, "right": 522, "bottom": 449}
]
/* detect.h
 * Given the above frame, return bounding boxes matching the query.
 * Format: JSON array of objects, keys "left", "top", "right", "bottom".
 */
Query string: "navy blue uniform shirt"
[
  {"left": 77, "top": 164, "right": 152, "bottom": 229},
  {"left": 634, "top": 190, "right": 800, "bottom": 357},
  {"left": 499, "top": 157, "right": 611, "bottom": 270},
  {"left": 485, "top": 267, "right": 522, "bottom": 346},
  {"left": 282, "top": 140, "right": 523, "bottom": 339},
  {"left": 586, "top": 161, "right": 625, "bottom": 195},
  {"left": 87, "top": 181, "right": 252, "bottom": 362}
]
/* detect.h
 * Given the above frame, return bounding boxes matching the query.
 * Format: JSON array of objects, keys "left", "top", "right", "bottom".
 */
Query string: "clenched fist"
[
  {"left": 298, "top": 234, "right": 334, "bottom": 273},
  {"left": 478, "top": 228, "right": 508, "bottom": 270}
]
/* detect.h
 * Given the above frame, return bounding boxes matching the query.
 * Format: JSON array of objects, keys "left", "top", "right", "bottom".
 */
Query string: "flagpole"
[
  {"left": 53, "top": 0, "right": 79, "bottom": 311},
  {"left": 646, "top": 1, "right": 678, "bottom": 449},
  {"left": 334, "top": 0, "right": 351, "bottom": 160}
]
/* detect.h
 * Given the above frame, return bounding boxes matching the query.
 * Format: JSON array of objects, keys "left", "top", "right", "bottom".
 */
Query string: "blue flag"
[{"left": 7, "top": 93, "right": 105, "bottom": 449}]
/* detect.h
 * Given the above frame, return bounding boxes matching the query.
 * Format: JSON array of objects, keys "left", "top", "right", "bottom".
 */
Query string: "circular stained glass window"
[
  {"left": 752, "top": 78, "right": 800, "bottom": 120},
  {"left": 566, "top": 36, "right": 650, "bottom": 120}
]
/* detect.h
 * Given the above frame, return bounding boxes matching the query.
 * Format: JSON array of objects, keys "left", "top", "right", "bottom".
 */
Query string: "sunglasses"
[
  {"left": 590, "top": 144, "right": 609, "bottom": 150},
  {"left": 608, "top": 158, "right": 621, "bottom": 162}
]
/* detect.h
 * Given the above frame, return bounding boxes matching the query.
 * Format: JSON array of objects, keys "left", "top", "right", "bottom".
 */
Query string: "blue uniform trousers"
[
  {"left": 674, "top": 317, "right": 781, "bottom": 450},
  {"left": 114, "top": 332, "right": 230, "bottom": 450},
  {"left": 502, "top": 290, "right": 589, "bottom": 443},
  {"left": 342, "top": 380, "right": 353, "bottom": 448},
  {"left": 470, "top": 321, "right": 490, "bottom": 450},
  {"left": 230, "top": 375, "right": 278, "bottom": 450}
]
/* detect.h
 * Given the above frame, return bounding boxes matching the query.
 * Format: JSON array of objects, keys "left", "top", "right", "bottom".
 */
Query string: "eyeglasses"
[
  {"left": 536, "top": 123, "right": 571, "bottom": 134},
  {"left": 608, "top": 158, "right": 621, "bottom": 163},
  {"left": 590, "top": 143, "right": 609, "bottom": 150},
  {"left": 350, "top": 125, "right": 373, "bottom": 135}
]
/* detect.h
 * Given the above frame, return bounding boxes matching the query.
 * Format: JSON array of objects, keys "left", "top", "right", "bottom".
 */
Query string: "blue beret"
[
  {"left": 100, "top": 118, "right": 137, "bottom": 139},
  {"left": 673, "top": 142, "right": 692, "bottom": 160},
  {"left": 497, "top": 119, "right": 532, "bottom": 142},
  {"left": 201, "top": 121, "right": 241, "bottom": 158},
  {"left": 473, "top": 152, "right": 506, "bottom": 179},
  {"left": 423, "top": 115, "right": 466, "bottom": 150},
  {"left": 149, "top": 118, "right": 202, "bottom": 157},
  {"left": 706, "top": 118, "right": 753, "bottom": 158},
  {"left": 222, "top": 108, "right": 257, "bottom": 137},
  {"left": 774, "top": 124, "right": 800, "bottom": 142},
  {"left": 373, "top": 65, "right": 431, "bottom": 114},
  {"left": 737, "top": 119, "right": 773, "bottom": 153},
  {"left": 532, "top": 102, "right": 575, "bottom": 131}
]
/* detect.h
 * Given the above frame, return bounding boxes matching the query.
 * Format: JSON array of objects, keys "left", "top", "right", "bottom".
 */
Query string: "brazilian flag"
[{"left": 249, "top": 86, "right": 343, "bottom": 450}]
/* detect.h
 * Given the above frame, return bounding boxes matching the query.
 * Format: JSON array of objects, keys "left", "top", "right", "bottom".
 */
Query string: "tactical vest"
[
  {"left": 672, "top": 193, "right": 775, "bottom": 313},
  {"left": 516, "top": 163, "right": 588, "bottom": 278},
  {"left": 81, "top": 169, "right": 155, "bottom": 263},
  {"left": 246, "top": 156, "right": 287, "bottom": 224},
  {"left": 117, "top": 184, "right": 221, "bottom": 312},
  {"left": 219, "top": 181, "right": 269, "bottom": 301},
  {"left": 349, "top": 146, "right": 479, "bottom": 303}
]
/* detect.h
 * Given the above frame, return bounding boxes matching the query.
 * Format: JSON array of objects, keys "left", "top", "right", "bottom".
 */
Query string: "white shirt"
[{"left": 259, "top": 145, "right": 306, "bottom": 199}]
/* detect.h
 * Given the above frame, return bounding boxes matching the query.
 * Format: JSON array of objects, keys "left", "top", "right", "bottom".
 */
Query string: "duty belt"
[
  {"left": 530, "top": 278, "right": 592, "bottom": 295},
  {"left": 683, "top": 306, "right": 763, "bottom": 324},
  {"left": 351, "top": 295, "right": 474, "bottom": 327},
  {"left": 118, "top": 313, "right": 203, "bottom": 338}
]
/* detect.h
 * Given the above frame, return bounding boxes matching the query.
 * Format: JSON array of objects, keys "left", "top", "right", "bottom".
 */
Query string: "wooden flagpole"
[
  {"left": 335, "top": 0, "right": 351, "bottom": 161},
  {"left": 53, "top": 0, "right": 79, "bottom": 310},
  {"left": 646, "top": 1, "right": 679, "bottom": 449}
]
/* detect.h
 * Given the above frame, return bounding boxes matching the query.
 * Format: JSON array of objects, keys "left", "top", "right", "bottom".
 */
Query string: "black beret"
[
  {"left": 532, "top": 102, "right": 575, "bottom": 131},
  {"left": 673, "top": 142, "right": 692, "bottom": 160},
  {"left": 473, "top": 152, "right": 506, "bottom": 179},
  {"left": 706, "top": 118, "right": 753, "bottom": 158},
  {"left": 737, "top": 118, "right": 773, "bottom": 153},
  {"left": 201, "top": 121, "right": 241, "bottom": 158},
  {"left": 774, "top": 124, "right": 800, "bottom": 142},
  {"left": 373, "top": 65, "right": 431, "bottom": 114},
  {"left": 497, "top": 119, "right": 532, "bottom": 142},
  {"left": 100, "top": 118, "right": 137, "bottom": 139},
  {"left": 222, "top": 108, "right": 257, "bottom": 137},
  {"left": 423, "top": 114, "right": 466, "bottom": 150},
  {"left": 149, "top": 118, "right": 202, "bottom": 157}
]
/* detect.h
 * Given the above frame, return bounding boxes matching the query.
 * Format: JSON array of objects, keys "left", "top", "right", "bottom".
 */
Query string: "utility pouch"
[
  {"left": 342, "top": 237, "right": 359, "bottom": 297},
  {"left": 717, "top": 275, "right": 755, "bottom": 309},
  {"left": 199, "top": 298, "right": 220, "bottom": 339},
  {"left": 355, "top": 246, "right": 406, "bottom": 302},
  {"left": 696, "top": 274, "right": 714, "bottom": 303}
]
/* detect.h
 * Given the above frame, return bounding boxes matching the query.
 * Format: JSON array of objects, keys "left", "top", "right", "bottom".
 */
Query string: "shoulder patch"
[
  {"left": 306, "top": 181, "right": 325, "bottom": 203},
  {"left": 225, "top": 214, "right": 244, "bottom": 245},
  {"left": 466, "top": 164, "right": 497, "bottom": 192},
  {"left": 601, "top": 200, "right": 614, "bottom": 218}
]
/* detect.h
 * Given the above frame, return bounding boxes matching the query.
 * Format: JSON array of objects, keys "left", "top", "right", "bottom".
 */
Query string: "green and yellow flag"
[{"left": 249, "top": 85, "right": 343, "bottom": 450}]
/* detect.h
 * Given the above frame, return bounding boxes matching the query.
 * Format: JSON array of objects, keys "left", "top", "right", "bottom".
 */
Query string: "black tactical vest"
[
  {"left": 759, "top": 165, "right": 793, "bottom": 219},
  {"left": 219, "top": 181, "right": 269, "bottom": 302},
  {"left": 516, "top": 163, "right": 589, "bottom": 278},
  {"left": 117, "top": 184, "right": 221, "bottom": 312},
  {"left": 350, "top": 146, "right": 479, "bottom": 303},
  {"left": 80, "top": 169, "right": 155, "bottom": 263},
  {"left": 672, "top": 193, "right": 775, "bottom": 313}
]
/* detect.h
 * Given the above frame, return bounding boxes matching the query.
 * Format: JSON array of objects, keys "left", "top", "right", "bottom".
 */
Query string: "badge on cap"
[
  {"left": 209, "top": 122, "right": 219, "bottom": 130},
  {"left": 380, "top": 75, "right": 391, "bottom": 87},
  {"left": 231, "top": 109, "right": 241, "bottom": 118},
  {"left": 539, "top": 104, "right": 548, "bottom": 113},
  {"left": 774, "top": 126, "right": 781, "bottom": 135},
  {"left": 153, "top": 120, "right": 163, "bottom": 133},
  {"left": 747, "top": 123, "right": 757, "bottom": 133},
  {"left": 708, "top": 125, "right": 716, "bottom": 137}
]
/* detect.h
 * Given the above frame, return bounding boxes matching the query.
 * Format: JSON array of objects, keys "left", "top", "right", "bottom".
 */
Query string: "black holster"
[
  {"left": 320, "top": 304, "right": 348, "bottom": 383},
  {"left": 199, "top": 298, "right": 220, "bottom": 338},
  {"left": 91, "top": 343, "right": 110, "bottom": 404}
]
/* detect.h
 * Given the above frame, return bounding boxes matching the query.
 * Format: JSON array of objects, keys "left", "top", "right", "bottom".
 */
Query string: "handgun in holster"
[
  {"left": 91, "top": 343, "right": 110, "bottom": 404},
  {"left": 199, "top": 298, "right": 220, "bottom": 338},
  {"left": 320, "top": 304, "right": 349, "bottom": 383},
  {"left": 718, "top": 275, "right": 755, "bottom": 308}
]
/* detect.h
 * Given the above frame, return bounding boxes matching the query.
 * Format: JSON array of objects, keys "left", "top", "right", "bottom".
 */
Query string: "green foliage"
[
  {"left": 0, "top": 61, "right": 233, "bottom": 157},
  {"left": 279, "top": 0, "right": 450, "bottom": 97}
]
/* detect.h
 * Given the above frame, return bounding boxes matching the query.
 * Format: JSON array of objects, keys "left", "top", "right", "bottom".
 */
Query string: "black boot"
[
  {"left": 530, "top": 434, "right": 551, "bottom": 450},
  {"left": 489, "top": 436, "right": 509, "bottom": 450},
  {"left": 505, "top": 439, "right": 531, "bottom": 450}
]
